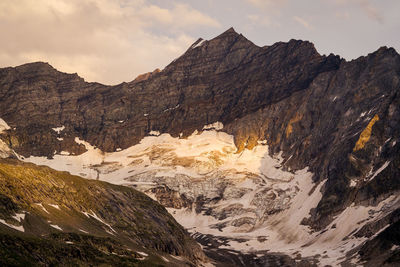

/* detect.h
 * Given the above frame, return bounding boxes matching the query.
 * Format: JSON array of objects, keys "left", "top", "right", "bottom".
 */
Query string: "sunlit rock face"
[{"left": 1, "top": 27, "right": 400, "bottom": 265}]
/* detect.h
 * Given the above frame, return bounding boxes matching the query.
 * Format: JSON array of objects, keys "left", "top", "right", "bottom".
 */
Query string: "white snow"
[
  {"left": 60, "top": 151, "right": 70, "bottom": 155},
  {"left": 0, "top": 118, "right": 11, "bottom": 133},
  {"left": 50, "top": 224, "right": 63, "bottom": 231},
  {"left": 35, "top": 203, "right": 50, "bottom": 214},
  {"left": 83, "top": 211, "right": 116, "bottom": 233},
  {"left": 66, "top": 241, "right": 74, "bottom": 244},
  {"left": 0, "top": 219, "right": 24, "bottom": 232},
  {"left": 193, "top": 39, "right": 206, "bottom": 48},
  {"left": 160, "top": 256, "right": 170, "bottom": 262},
  {"left": 137, "top": 251, "right": 148, "bottom": 257},
  {"left": 118, "top": 120, "right": 124, "bottom": 123},
  {"left": 360, "top": 112, "right": 367, "bottom": 117},
  {"left": 79, "top": 228, "right": 89, "bottom": 234},
  {"left": 52, "top": 126, "right": 65, "bottom": 134},
  {"left": 20, "top": 128, "right": 400, "bottom": 265},
  {"left": 368, "top": 161, "right": 390, "bottom": 182},
  {"left": 144, "top": 113, "right": 149, "bottom": 116},
  {"left": 163, "top": 104, "right": 180, "bottom": 112},
  {"left": 12, "top": 213, "right": 26, "bottom": 222},
  {"left": 202, "top": 122, "right": 224, "bottom": 131},
  {"left": 48, "top": 204, "right": 61, "bottom": 210},
  {"left": 350, "top": 180, "right": 357, "bottom": 187},
  {"left": 57, "top": 137, "right": 64, "bottom": 141},
  {"left": 0, "top": 139, "right": 14, "bottom": 158},
  {"left": 332, "top": 96, "right": 338, "bottom": 101},
  {"left": 149, "top": 130, "right": 161, "bottom": 136}
]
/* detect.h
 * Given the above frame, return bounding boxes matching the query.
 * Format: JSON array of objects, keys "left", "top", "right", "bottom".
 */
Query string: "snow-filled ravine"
[{"left": 22, "top": 122, "right": 400, "bottom": 266}]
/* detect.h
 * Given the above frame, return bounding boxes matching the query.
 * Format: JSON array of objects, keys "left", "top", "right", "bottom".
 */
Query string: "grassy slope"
[{"left": 0, "top": 159, "right": 203, "bottom": 266}]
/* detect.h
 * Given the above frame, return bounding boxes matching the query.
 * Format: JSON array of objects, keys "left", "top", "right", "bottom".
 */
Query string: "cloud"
[
  {"left": 0, "top": 0, "right": 220, "bottom": 84},
  {"left": 293, "top": 16, "right": 314, "bottom": 30},
  {"left": 246, "top": 0, "right": 286, "bottom": 9},
  {"left": 331, "top": 0, "right": 383, "bottom": 23},
  {"left": 247, "top": 14, "right": 280, "bottom": 27},
  {"left": 357, "top": 0, "right": 383, "bottom": 23}
]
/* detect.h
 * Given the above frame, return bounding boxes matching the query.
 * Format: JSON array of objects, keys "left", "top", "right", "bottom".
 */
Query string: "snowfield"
[{"left": 23, "top": 123, "right": 400, "bottom": 266}]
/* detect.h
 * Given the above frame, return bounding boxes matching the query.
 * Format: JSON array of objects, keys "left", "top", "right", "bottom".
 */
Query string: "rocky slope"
[
  {"left": 0, "top": 27, "right": 400, "bottom": 266},
  {"left": 0, "top": 158, "right": 205, "bottom": 266}
]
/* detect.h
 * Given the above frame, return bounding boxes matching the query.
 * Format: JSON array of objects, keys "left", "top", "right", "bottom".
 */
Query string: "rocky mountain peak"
[{"left": 1, "top": 28, "right": 400, "bottom": 266}]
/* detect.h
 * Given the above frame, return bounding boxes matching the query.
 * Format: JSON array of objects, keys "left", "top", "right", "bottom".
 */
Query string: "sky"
[{"left": 0, "top": 0, "right": 399, "bottom": 85}]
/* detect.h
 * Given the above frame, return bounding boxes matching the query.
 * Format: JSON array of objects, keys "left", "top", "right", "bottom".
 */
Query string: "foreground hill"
[{"left": 0, "top": 159, "right": 204, "bottom": 266}]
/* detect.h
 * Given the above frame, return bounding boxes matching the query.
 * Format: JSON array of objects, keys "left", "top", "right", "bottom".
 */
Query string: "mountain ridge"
[{"left": 1, "top": 27, "right": 400, "bottom": 266}]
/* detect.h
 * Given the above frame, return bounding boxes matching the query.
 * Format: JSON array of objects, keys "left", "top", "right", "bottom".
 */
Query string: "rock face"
[
  {"left": 1, "top": 27, "right": 400, "bottom": 265},
  {"left": 0, "top": 159, "right": 204, "bottom": 266}
]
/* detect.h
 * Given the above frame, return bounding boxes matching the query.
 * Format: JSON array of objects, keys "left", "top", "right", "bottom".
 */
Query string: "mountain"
[{"left": 1, "top": 27, "right": 400, "bottom": 266}]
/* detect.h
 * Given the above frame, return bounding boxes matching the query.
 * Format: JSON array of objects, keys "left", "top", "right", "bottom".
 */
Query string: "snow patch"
[
  {"left": 137, "top": 251, "right": 148, "bottom": 257},
  {"left": 50, "top": 224, "right": 63, "bottom": 231},
  {"left": 0, "top": 118, "right": 11, "bottom": 133},
  {"left": 368, "top": 161, "right": 390, "bottom": 182},
  {"left": 57, "top": 137, "right": 64, "bottom": 141},
  {"left": 12, "top": 212, "right": 25, "bottom": 222},
  {"left": 193, "top": 39, "right": 206, "bottom": 48},
  {"left": 35, "top": 203, "right": 50, "bottom": 214},
  {"left": 203, "top": 121, "right": 224, "bottom": 131},
  {"left": 48, "top": 204, "right": 61, "bottom": 210},
  {"left": 52, "top": 126, "right": 65, "bottom": 134},
  {"left": 83, "top": 211, "right": 116, "bottom": 233},
  {"left": 163, "top": 104, "right": 180, "bottom": 112},
  {"left": 160, "top": 256, "right": 170, "bottom": 262},
  {"left": 0, "top": 219, "right": 24, "bottom": 232},
  {"left": 149, "top": 130, "right": 160, "bottom": 136}
]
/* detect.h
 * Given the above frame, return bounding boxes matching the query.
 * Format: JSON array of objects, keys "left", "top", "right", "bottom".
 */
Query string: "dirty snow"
[{"left": 0, "top": 118, "right": 11, "bottom": 133}]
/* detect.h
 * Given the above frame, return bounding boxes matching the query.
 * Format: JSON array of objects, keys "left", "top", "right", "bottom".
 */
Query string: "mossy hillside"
[{"left": 0, "top": 159, "right": 203, "bottom": 265}]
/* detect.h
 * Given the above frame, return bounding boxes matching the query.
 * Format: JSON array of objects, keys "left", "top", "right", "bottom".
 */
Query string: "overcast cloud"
[{"left": 0, "top": 0, "right": 398, "bottom": 84}]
